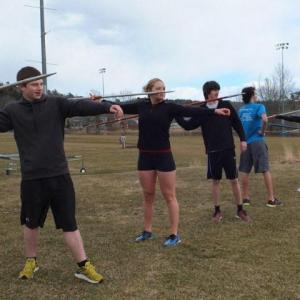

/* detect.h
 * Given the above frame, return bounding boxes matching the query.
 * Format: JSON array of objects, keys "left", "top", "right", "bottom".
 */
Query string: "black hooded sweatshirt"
[{"left": 0, "top": 95, "right": 111, "bottom": 180}]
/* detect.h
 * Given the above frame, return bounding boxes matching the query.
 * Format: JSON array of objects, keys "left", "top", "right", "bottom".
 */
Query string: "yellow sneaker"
[
  {"left": 18, "top": 258, "right": 39, "bottom": 279},
  {"left": 75, "top": 261, "right": 104, "bottom": 284}
]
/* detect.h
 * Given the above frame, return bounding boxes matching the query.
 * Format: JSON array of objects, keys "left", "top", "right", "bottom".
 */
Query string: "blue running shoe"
[
  {"left": 135, "top": 230, "right": 153, "bottom": 242},
  {"left": 163, "top": 234, "right": 181, "bottom": 247}
]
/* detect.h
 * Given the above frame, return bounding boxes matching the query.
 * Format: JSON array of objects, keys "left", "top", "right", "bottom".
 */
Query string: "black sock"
[
  {"left": 78, "top": 259, "right": 88, "bottom": 268},
  {"left": 214, "top": 206, "right": 221, "bottom": 213},
  {"left": 169, "top": 234, "right": 176, "bottom": 240},
  {"left": 237, "top": 204, "right": 243, "bottom": 212}
]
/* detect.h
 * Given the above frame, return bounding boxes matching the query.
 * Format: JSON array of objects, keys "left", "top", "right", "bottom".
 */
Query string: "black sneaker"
[
  {"left": 242, "top": 198, "right": 251, "bottom": 206},
  {"left": 266, "top": 198, "right": 283, "bottom": 207}
]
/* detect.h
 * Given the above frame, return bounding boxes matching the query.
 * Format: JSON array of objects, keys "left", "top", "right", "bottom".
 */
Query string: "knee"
[
  {"left": 143, "top": 190, "right": 155, "bottom": 200},
  {"left": 162, "top": 192, "right": 176, "bottom": 203}
]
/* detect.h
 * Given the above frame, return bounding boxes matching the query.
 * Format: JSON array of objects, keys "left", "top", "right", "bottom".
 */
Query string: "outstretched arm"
[
  {"left": 172, "top": 102, "right": 230, "bottom": 117},
  {"left": 174, "top": 103, "right": 231, "bottom": 130},
  {"left": 119, "top": 102, "right": 139, "bottom": 115},
  {"left": 275, "top": 115, "right": 300, "bottom": 123},
  {"left": 60, "top": 98, "right": 123, "bottom": 118},
  {"left": 0, "top": 109, "right": 13, "bottom": 132},
  {"left": 175, "top": 116, "right": 202, "bottom": 130}
]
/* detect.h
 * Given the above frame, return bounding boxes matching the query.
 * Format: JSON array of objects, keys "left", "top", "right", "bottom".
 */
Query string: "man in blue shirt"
[{"left": 238, "top": 86, "right": 282, "bottom": 207}]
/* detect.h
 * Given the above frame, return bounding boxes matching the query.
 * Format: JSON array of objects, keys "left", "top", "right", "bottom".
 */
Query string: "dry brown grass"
[{"left": 0, "top": 133, "right": 299, "bottom": 300}]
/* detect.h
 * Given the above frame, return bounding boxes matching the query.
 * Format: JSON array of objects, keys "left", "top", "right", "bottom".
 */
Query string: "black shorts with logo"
[
  {"left": 20, "top": 174, "right": 77, "bottom": 232},
  {"left": 138, "top": 151, "right": 176, "bottom": 172},
  {"left": 207, "top": 149, "right": 238, "bottom": 180}
]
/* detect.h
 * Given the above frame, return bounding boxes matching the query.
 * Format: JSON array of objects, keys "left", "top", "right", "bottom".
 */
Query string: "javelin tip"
[{"left": 0, "top": 72, "right": 57, "bottom": 90}]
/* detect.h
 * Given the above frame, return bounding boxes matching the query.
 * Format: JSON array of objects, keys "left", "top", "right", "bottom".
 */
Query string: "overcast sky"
[{"left": 1, "top": 0, "right": 299, "bottom": 99}]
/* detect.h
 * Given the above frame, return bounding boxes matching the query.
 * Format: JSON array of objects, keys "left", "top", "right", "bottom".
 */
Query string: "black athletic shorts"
[
  {"left": 207, "top": 149, "right": 238, "bottom": 180},
  {"left": 138, "top": 151, "right": 176, "bottom": 172},
  {"left": 20, "top": 174, "right": 77, "bottom": 232}
]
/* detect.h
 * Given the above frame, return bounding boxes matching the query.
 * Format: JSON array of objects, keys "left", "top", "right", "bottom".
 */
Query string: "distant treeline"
[{"left": 0, "top": 87, "right": 299, "bottom": 134}]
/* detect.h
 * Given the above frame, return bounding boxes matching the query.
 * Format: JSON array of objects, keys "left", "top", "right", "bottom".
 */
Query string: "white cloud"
[
  {"left": 55, "top": 13, "right": 85, "bottom": 28},
  {"left": 172, "top": 87, "right": 202, "bottom": 100}
]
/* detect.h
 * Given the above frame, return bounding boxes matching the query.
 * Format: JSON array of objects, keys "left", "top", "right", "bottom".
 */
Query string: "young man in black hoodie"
[
  {"left": 0, "top": 66, "right": 123, "bottom": 283},
  {"left": 176, "top": 81, "right": 250, "bottom": 223}
]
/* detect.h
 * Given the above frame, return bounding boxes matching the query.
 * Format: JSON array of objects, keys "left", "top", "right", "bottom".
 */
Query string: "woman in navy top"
[{"left": 121, "top": 78, "right": 230, "bottom": 247}]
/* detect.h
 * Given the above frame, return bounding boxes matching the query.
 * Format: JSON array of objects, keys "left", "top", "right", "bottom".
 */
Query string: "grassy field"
[{"left": 0, "top": 132, "right": 299, "bottom": 300}]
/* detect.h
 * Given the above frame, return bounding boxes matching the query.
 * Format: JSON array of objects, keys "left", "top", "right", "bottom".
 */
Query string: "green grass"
[{"left": 0, "top": 132, "right": 299, "bottom": 300}]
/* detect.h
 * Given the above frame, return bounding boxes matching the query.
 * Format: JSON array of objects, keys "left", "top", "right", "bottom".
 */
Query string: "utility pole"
[
  {"left": 40, "top": 0, "right": 47, "bottom": 92},
  {"left": 25, "top": 1, "right": 56, "bottom": 93}
]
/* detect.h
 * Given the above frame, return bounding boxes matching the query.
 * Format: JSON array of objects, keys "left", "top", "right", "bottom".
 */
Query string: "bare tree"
[
  {"left": 257, "top": 77, "right": 279, "bottom": 102},
  {"left": 258, "top": 64, "right": 295, "bottom": 101}
]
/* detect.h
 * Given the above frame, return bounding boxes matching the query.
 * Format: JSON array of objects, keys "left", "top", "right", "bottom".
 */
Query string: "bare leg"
[
  {"left": 263, "top": 171, "right": 275, "bottom": 202},
  {"left": 138, "top": 170, "right": 157, "bottom": 232},
  {"left": 230, "top": 178, "right": 242, "bottom": 205},
  {"left": 23, "top": 226, "right": 39, "bottom": 257},
  {"left": 212, "top": 179, "right": 221, "bottom": 206},
  {"left": 158, "top": 171, "right": 178, "bottom": 235},
  {"left": 240, "top": 172, "right": 250, "bottom": 200},
  {"left": 63, "top": 230, "right": 87, "bottom": 263}
]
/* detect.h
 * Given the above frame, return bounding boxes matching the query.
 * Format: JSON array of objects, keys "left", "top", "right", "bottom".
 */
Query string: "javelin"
[
  {"left": 69, "top": 90, "right": 175, "bottom": 101},
  {"left": 0, "top": 73, "right": 57, "bottom": 90},
  {"left": 268, "top": 109, "right": 300, "bottom": 119},
  {"left": 85, "top": 115, "right": 139, "bottom": 128},
  {"left": 85, "top": 92, "right": 244, "bottom": 129},
  {"left": 189, "top": 93, "right": 244, "bottom": 104}
]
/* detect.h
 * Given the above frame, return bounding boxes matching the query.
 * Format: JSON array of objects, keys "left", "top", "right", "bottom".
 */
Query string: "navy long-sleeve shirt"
[
  {"left": 120, "top": 99, "right": 215, "bottom": 151},
  {"left": 175, "top": 101, "right": 245, "bottom": 153},
  {"left": 0, "top": 95, "right": 111, "bottom": 180}
]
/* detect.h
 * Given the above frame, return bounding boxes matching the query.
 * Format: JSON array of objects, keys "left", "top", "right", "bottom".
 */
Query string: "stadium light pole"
[
  {"left": 99, "top": 68, "right": 106, "bottom": 96},
  {"left": 275, "top": 43, "right": 289, "bottom": 110},
  {"left": 276, "top": 42, "right": 289, "bottom": 135},
  {"left": 96, "top": 68, "right": 106, "bottom": 134}
]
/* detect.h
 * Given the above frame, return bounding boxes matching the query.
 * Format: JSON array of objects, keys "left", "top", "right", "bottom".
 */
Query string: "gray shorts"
[{"left": 239, "top": 140, "right": 269, "bottom": 173}]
